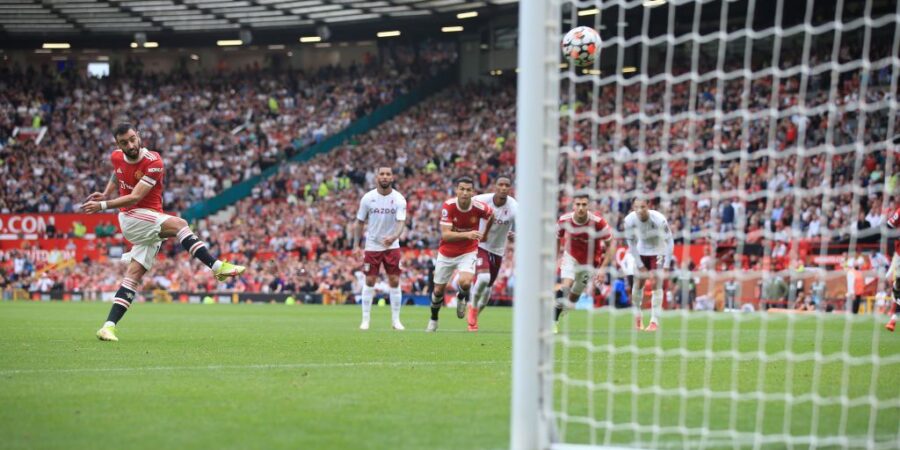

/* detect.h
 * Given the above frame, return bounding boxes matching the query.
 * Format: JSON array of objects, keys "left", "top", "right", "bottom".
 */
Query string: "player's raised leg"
[
  {"left": 97, "top": 260, "right": 147, "bottom": 341},
  {"left": 161, "top": 217, "right": 244, "bottom": 280}
]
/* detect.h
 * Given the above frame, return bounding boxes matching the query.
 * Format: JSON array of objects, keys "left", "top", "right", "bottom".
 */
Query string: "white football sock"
[
  {"left": 631, "top": 282, "right": 643, "bottom": 319},
  {"left": 103, "top": 321, "right": 115, "bottom": 328},
  {"left": 651, "top": 289, "right": 663, "bottom": 324},
  {"left": 389, "top": 287, "right": 402, "bottom": 323},
  {"left": 361, "top": 285, "right": 375, "bottom": 322},
  {"left": 211, "top": 260, "right": 223, "bottom": 272},
  {"left": 474, "top": 273, "right": 491, "bottom": 308}
]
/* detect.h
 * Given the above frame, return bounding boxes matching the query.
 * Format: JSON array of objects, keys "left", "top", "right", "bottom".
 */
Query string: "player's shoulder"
[
  {"left": 507, "top": 196, "right": 518, "bottom": 207},
  {"left": 111, "top": 149, "right": 124, "bottom": 162},
  {"left": 472, "top": 199, "right": 490, "bottom": 211},
  {"left": 588, "top": 212, "right": 608, "bottom": 225},
  {"left": 142, "top": 149, "right": 161, "bottom": 160},
  {"left": 391, "top": 190, "right": 407, "bottom": 202},
  {"left": 472, "top": 193, "right": 493, "bottom": 202},
  {"left": 623, "top": 211, "right": 637, "bottom": 223},
  {"left": 559, "top": 212, "right": 574, "bottom": 223},
  {"left": 359, "top": 189, "right": 376, "bottom": 202},
  {"left": 142, "top": 149, "right": 163, "bottom": 165},
  {"left": 443, "top": 197, "right": 458, "bottom": 207},
  {"left": 649, "top": 210, "right": 668, "bottom": 222}
]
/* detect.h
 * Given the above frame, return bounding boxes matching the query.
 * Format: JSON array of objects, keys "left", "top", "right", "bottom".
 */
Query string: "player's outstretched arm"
[
  {"left": 81, "top": 180, "right": 153, "bottom": 214},
  {"left": 86, "top": 172, "right": 118, "bottom": 202}
]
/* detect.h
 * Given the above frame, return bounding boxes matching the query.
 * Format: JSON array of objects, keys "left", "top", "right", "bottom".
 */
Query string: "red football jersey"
[
  {"left": 887, "top": 206, "right": 900, "bottom": 256},
  {"left": 438, "top": 198, "right": 493, "bottom": 257},
  {"left": 111, "top": 148, "right": 164, "bottom": 213},
  {"left": 558, "top": 211, "right": 612, "bottom": 266}
]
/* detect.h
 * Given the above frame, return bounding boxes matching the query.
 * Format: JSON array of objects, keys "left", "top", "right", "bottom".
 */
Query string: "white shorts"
[
  {"left": 434, "top": 251, "right": 478, "bottom": 285},
  {"left": 118, "top": 208, "right": 173, "bottom": 271},
  {"left": 560, "top": 252, "right": 593, "bottom": 296}
]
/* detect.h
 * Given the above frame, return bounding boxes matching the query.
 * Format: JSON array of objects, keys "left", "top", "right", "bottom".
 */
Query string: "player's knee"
[
  {"left": 125, "top": 264, "right": 145, "bottom": 280},
  {"left": 365, "top": 276, "right": 377, "bottom": 287},
  {"left": 387, "top": 276, "right": 400, "bottom": 288},
  {"left": 163, "top": 217, "right": 189, "bottom": 235}
]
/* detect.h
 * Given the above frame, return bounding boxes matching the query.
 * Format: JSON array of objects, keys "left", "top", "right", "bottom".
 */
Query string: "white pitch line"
[{"left": 0, "top": 359, "right": 512, "bottom": 376}]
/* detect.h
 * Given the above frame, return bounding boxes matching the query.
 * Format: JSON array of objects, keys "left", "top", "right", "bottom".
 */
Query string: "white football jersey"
[
  {"left": 622, "top": 210, "right": 674, "bottom": 257},
  {"left": 356, "top": 189, "right": 407, "bottom": 251},
  {"left": 474, "top": 193, "right": 517, "bottom": 256}
]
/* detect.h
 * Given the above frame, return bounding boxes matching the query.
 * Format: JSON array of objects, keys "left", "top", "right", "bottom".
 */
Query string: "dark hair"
[
  {"left": 113, "top": 122, "right": 135, "bottom": 138},
  {"left": 495, "top": 175, "right": 512, "bottom": 183},
  {"left": 456, "top": 176, "right": 474, "bottom": 186},
  {"left": 573, "top": 190, "right": 591, "bottom": 201}
]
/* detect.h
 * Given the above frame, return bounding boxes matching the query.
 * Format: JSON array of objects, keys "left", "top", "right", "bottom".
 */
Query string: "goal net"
[{"left": 512, "top": 0, "right": 900, "bottom": 449}]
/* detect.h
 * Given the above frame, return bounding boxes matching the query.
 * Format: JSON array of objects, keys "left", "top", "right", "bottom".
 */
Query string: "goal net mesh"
[{"left": 549, "top": 0, "right": 900, "bottom": 448}]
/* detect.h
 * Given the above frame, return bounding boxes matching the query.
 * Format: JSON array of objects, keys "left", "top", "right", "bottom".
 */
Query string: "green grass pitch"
[{"left": 0, "top": 302, "right": 897, "bottom": 449}]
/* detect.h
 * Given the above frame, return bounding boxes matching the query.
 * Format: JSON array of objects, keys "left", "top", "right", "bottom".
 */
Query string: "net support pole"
[{"left": 511, "top": 1, "right": 560, "bottom": 449}]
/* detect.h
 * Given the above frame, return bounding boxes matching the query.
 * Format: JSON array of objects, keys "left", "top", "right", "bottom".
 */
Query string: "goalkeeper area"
[{"left": 0, "top": 302, "right": 896, "bottom": 449}]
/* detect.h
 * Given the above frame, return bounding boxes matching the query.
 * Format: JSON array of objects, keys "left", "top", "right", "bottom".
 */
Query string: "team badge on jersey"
[{"left": 134, "top": 170, "right": 144, "bottom": 180}]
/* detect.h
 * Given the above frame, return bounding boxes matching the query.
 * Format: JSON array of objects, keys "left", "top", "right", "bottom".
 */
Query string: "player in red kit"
[
  {"left": 553, "top": 192, "right": 615, "bottom": 334},
  {"left": 82, "top": 123, "right": 246, "bottom": 342},
  {"left": 427, "top": 176, "right": 494, "bottom": 332},
  {"left": 885, "top": 205, "right": 900, "bottom": 332}
]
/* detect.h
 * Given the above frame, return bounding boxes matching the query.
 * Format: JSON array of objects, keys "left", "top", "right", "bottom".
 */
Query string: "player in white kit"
[
  {"left": 468, "top": 176, "right": 517, "bottom": 331},
  {"left": 622, "top": 199, "right": 674, "bottom": 332},
  {"left": 354, "top": 167, "right": 407, "bottom": 331}
]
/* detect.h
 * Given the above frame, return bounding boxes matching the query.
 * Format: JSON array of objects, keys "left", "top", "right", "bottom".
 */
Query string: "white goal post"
[{"left": 511, "top": 0, "right": 561, "bottom": 449}]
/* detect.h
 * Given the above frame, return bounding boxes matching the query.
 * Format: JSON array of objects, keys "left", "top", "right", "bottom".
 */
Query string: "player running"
[
  {"left": 468, "top": 175, "right": 517, "bottom": 331},
  {"left": 354, "top": 166, "right": 407, "bottom": 331},
  {"left": 82, "top": 123, "right": 245, "bottom": 342},
  {"left": 427, "top": 176, "right": 493, "bottom": 332},
  {"left": 553, "top": 192, "right": 615, "bottom": 334},
  {"left": 622, "top": 198, "right": 674, "bottom": 332}
]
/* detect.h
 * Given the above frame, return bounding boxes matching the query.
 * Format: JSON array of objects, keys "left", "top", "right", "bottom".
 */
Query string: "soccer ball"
[{"left": 561, "top": 26, "right": 600, "bottom": 67}]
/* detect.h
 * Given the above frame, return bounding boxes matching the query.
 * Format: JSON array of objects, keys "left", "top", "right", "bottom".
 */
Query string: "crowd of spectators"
[{"left": 0, "top": 42, "right": 457, "bottom": 213}]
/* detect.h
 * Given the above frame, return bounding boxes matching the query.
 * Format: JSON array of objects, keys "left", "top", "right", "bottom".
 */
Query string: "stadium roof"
[{"left": 0, "top": 0, "right": 516, "bottom": 47}]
